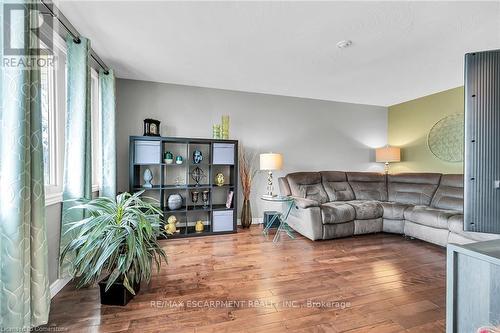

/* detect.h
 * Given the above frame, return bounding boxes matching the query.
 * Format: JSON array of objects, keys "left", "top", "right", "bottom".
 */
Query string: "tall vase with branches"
[{"left": 239, "top": 146, "right": 257, "bottom": 228}]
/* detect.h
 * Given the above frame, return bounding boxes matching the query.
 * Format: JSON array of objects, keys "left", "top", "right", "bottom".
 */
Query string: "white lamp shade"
[
  {"left": 260, "top": 153, "right": 283, "bottom": 171},
  {"left": 376, "top": 146, "right": 401, "bottom": 163}
]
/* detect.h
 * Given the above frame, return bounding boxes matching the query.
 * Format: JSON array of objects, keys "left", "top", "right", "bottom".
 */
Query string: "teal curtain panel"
[
  {"left": 0, "top": 1, "right": 51, "bottom": 329},
  {"left": 60, "top": 37, "right": 92, "bottom": 278},
  {"left": 100, "top": 69, "right": 116, "bottom": 198}
]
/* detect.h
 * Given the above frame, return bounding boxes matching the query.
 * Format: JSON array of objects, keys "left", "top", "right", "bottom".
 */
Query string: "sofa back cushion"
[
  {"left": 346, "top": 172, "right": 387, "bottom": 201},
  {"left": 320, "top": 171, "right": 355, "bottom": 201},
  {"left": 388, "top": 173, "right": 441, "bottom": 205},
  {"left": 431, "top": 174, "right": 464, "bottom": 212},
  {"left": 286, "top": 172, "right": 328, "bottom": 204},
  {"left": 278, "top": 177, "right": 291, "bottom": 196}
]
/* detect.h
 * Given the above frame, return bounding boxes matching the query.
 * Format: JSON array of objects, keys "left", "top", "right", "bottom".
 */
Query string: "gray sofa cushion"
[
  {"left": 388, "top": 173, "right": 441, "bottom": 205},
  {"left": 448, "top": 214, "right": 500, "bottom": 242},
  {"left": 320, "top": 171, "right": 355, "bottom": 201},
  {"left": 345, "top": 200, "right": 383, "bottom": 220},
  {"left": 354, "top": 218, "right": 383, "bottom": 235},
  {"left": 286, "top": 172, "right": 329, "bottom": 204},
  {"left": 380, "top": 202, "right": 410, "bottom": 220},
  {"left": 322, "top": 222, "right": 355, "bottom": 239},
  {"left": 320, "top": 202, "right": 355, "bottom": 224},
  {"left": 346, "top": 172, "right": 387, "bottom": 201},
  {"left": 431, "top": 174, "right": 464, "bottom": 212},
  {"left": 404, "top": 206, "right": 458, "bottom": 229}
]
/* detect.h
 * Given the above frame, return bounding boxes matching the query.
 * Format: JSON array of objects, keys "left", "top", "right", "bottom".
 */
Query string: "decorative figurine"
[
  {"left": 193, "top": 150, "right": 203, "bottom": 164},
  {"left": 143, "top": 168, "right": 153, "bottom": 188},
  {"left": 195, "top": 220, "right": 204, "bottom": 233},
  {"left": 215, "top": 173, "right": 225, "bottom": 186},
  {"left": 167, "top": 193, "right": 183, "bottom": 210},
  {"left": 175, "top": 177, "right": 185, "bottom": 186},
  {"left": 175, "top": 156, "right": 183, "bottom": 164},
  {"left": 143, "top": 118, "right": 161, "bottom": 136},
  {"left": 202, "top": 190, "right": 210, "bottom": 208},
  {"left": 190, "top": 191, "right": 200, "bottom": 206},
  {"left": 164, "top": 151, "right": 174, "bottom": 164},
  {"left": 190, "top": 166, "right": 206, "bottom": 185},
  {"left": 165, "top": 215, "right": 179, "bottom": 235}
]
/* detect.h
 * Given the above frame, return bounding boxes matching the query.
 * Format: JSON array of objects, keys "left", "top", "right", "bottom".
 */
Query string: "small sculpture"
[
  {"left": 195, "top": 220, "right": 204, "bottom": 233},
  {"left": 165, "top": 215, "right": 179, "bottom": 235},
  {"left": 190, "top": 166, "right": 206, "bottom": 185},
  {"left": 175, "top": 156, "right": 183, "bottom": 164},
  {"left": 143, "top": 168, "right": 153, "bottom": 188},
  {"left": 193, "top": 150, "right": 203, "bottom": 164},
  {"left": 215, "top": 173, "right": 225, "bottom": 187},
  {"left": 167, "top": 193, "right": 183, "bottom": 210}
]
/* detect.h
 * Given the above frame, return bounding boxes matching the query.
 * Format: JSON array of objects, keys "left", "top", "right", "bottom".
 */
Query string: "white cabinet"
[
  {"left": 213, "top": 143, "right": 235, "bottom": 165},
  {"left": 134, "top": 140, "right": 161, "bottom": 164},
  {"left": 213, "top": 210, "right": 234, "bottom": 232}
]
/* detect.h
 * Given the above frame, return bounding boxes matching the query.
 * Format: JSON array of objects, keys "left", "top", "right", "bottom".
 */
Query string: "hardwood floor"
[{"left": 45, "top": 227, "right": 446, "bottom": 332}]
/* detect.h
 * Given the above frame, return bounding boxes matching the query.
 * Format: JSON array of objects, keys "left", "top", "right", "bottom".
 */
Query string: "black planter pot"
[{"left": 98, "top": 277, "right": 141, "bottom": 306}]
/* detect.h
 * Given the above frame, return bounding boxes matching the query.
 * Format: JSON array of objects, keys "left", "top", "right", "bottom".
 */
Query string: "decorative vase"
[
  {"left": 164, "top": 151, "right": 174, "bottom": 164},
  {"left": 241, "top": 199, "right": 252, "bottom": 228},
  {"left": 195, "top": 220, "right": 204, "bottom": 233},
  {"left": 202, "top": 190, "right": 210, "bottom": 208},
  {"left": 175, "top": 156, "right": 183, "bottom": 164},
  {"left": 190, "top": 191, "right": 199, "bottom": 206},
  {"left": 221, "top": 115, "right": 230, "bottom": 139},
  {"left": 143, "top": 168, "right": 153, "bottom": 188},
  {"left": 167, "top": 193, "right": 183, "bottom": 210},
  {"left": 193, "top": 150, "right": 203, "bottom": 164}
]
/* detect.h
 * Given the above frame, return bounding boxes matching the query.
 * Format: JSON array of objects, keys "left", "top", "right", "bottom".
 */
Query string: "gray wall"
[
  {"left": 116, "top": 79, "right": 388, "bottom": 219},
  {"left": 46, "top": 191, "right": 98, "bottom": 285}
]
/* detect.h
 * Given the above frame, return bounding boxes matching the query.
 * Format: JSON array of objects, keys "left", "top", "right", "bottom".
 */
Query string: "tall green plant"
[{"left": 61, "top": 191, "right": 167, "bottom": 294}]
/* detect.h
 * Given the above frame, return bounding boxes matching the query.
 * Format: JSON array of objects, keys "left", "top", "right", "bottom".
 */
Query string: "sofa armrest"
[{"left": 291, "top": 196, "right": 320, "bottom": 209}]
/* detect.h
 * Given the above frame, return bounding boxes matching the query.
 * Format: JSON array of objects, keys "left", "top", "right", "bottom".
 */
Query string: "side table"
[{"left": 260, "top": 196, "right": 295, "bottom": 243}]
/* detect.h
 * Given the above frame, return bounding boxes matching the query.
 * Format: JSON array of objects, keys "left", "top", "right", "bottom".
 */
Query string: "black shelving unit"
[{"left": 129, "top": 136, "right": 238, "bottom": 238}]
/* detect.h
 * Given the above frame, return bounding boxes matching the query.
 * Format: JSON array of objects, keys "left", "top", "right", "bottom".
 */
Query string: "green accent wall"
[{"left": 388, "top": 86, "right": 464, "bottom": 174}]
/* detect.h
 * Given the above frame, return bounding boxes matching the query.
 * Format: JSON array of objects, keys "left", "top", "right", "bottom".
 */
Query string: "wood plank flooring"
[{"left": 44, "top": 227, "right": 446, "bottom": 332}]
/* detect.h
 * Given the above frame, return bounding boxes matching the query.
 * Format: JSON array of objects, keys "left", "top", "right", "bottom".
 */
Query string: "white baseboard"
[
  {"left": 50, "top": 277, "right": 71, "bottom": 298},
  {"left": 237, "top": 218, "right": 263, "bottom": 225}
]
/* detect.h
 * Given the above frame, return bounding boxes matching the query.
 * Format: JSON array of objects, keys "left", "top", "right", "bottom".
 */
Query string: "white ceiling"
[{"left": 57, "top": 1, "right": 500, "bottom": 106}]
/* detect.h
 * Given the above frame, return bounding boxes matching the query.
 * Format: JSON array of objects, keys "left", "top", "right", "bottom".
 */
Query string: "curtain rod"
[{"left": 39, "top": 0, "right": 110, "bottom": 75}]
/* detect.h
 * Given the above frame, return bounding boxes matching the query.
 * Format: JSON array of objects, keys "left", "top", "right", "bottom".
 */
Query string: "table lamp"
[
  {"left": 376, "top": 146, "right": 401, "bottom": 174},
  {"left": 260, "top": 153, "right": 283, "bottom": 198}
]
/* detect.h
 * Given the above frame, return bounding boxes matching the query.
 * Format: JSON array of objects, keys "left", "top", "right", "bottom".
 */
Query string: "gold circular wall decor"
[{"left": 427, "top": 114, "right": 464, "bottom": 162}]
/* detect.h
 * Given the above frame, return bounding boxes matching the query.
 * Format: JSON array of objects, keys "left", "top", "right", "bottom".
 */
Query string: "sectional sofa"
[{"left": 278, "top": 171, "right": 500, "bottom": 246}]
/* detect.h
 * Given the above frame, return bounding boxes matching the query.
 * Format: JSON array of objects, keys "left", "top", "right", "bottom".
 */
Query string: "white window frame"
[
  {"left": 91, "top": 69, "right": 101, "bottom": 193},
  {"left": 44, "top": 33, "right": 67, "bottom": 206}
]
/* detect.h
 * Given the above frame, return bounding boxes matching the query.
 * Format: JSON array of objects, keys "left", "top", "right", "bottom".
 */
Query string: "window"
[
  {"left": 40, "top": 36, "right": 66, "bottom": 206},
  {"left": 91, "top": 70, "right": 101, "bottom": 192}
]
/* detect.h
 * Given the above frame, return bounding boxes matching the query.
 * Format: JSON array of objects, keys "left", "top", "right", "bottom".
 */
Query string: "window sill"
[
  {"left": 45, "top": 192, "right": 63, "bottom": 206},
  {"left": 45, "top": 185, "right": 99, "bottom": 206}
]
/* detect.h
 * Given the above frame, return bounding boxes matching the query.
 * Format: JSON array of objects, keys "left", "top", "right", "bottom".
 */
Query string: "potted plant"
[
  {"left": 61, "top": 191, "right": 167, "bottom": 306},
  {"left": 239, "top": 146, "right": 257, "bottom": 228}
]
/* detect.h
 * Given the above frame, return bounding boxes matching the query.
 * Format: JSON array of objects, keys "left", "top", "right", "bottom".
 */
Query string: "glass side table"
[{"left": 260, "top": 196, "right": 295, "bottom": 243}]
